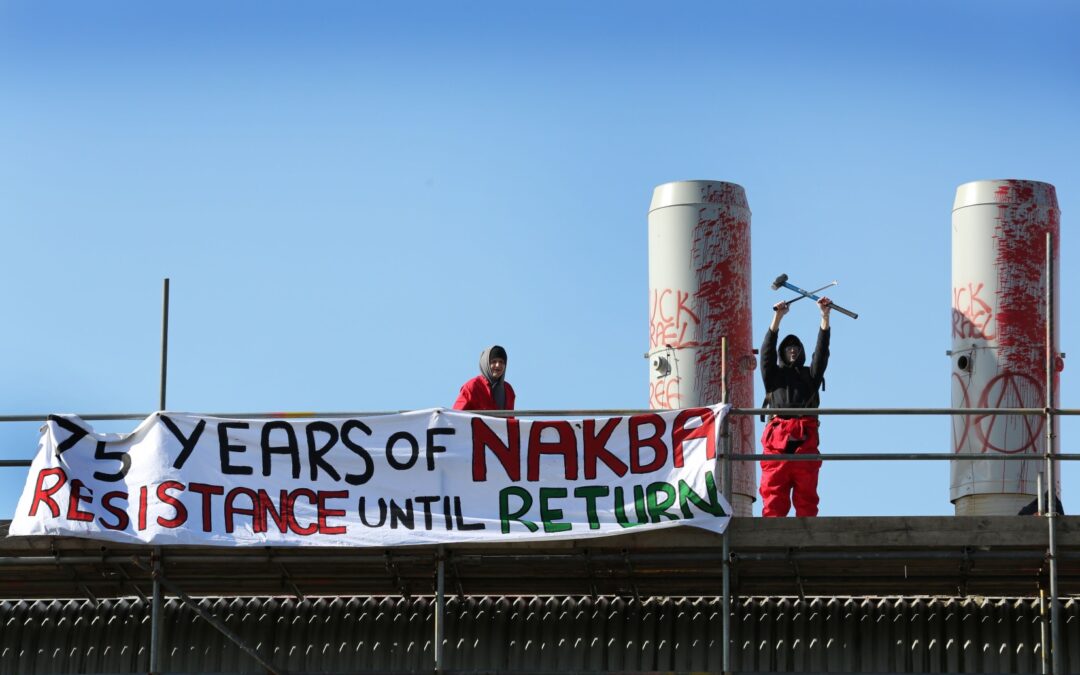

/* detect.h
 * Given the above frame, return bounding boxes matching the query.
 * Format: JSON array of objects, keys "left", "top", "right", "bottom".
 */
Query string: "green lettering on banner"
[
  {"left": 539, "top": 487, "right": 571, "bottom": 533},
  {"left": 646, "top": 482, "right": 678, "bottom": 522},
  {"left": 678, "top": 471, "right": 727, "bottom": 518},
  {"left": 499, "top": 486, "right": 538, "bottom": 534},
  {"left": 614, "top": 485, "right": 647, "bottom": 529},
  {"left": 573, "top": 485, "right": 609, "bottom": 530}
]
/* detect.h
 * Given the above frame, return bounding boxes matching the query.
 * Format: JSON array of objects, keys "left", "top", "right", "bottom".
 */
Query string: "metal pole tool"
[{"left": 771, "top": 273, "right": 859, "bottom": 319}]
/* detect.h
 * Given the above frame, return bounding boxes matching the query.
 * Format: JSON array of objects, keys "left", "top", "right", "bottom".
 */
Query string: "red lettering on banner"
[
  {"left": 66, "top": 480, "right": 94, "bottom": 522},
  {"left": 952, "top": 282, "right": 996, "bottom": 340},
  {"left": 260, "top": 489, "right": 289, "bottom": 533},
  {"left": 317, "top": 490, "right": 348, "bottom": 534},
  {"left": 189, "top": 482, "right": 225, "bottom": 531},
  {"left": 672, "top": 408, "right": 716, "bottom": 467},
  {"left": 225, "top": 487, "right": 259, "bottom": 533},
  {"left": 287, "top": 489, "right": 319, "bottom": 535},
  {"left": 100, "top": 491, "right": 130, "bottom": 530},
  {"left": 20, "top": 408, "right": 725, "bottom": 538},
  {"left": 26, "top": 475, "right": 356, "bottom": 538},
  {"left": 471, "top": 417, "right": 521, "bottom": 481},
  {"left": 28, "top": 467, "right": 67, "bottom": 517},
  {"left": 156, "top": 481, "right": 188, "bottom": 528},
  {"left": 527, "top": 421, "right": 578, "bottom": 481},
  {"left": 138, "top": 486, "right": 149, "bottom": 531},
  {"left": 583, "top": 418, "right": 627, "bottom": 479},
  {"left": 629, "top": 414, "right": 667, "bottom": 473}
]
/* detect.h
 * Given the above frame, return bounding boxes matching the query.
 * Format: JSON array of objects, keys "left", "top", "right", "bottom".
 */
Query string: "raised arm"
[
  {"left": 761, "top": 301, "right": 788, "bottom": 383},
  {"left": 810, "top": 297, "right": 832, "bottom": 383}
]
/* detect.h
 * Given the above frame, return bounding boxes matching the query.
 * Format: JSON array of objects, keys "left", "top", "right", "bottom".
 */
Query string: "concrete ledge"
[
  {"left": 2, "top": 516, "right": 1074, "bottom": 553},
  {"left": 1, "top": 518, "right": 1075, "bottom": 599}
]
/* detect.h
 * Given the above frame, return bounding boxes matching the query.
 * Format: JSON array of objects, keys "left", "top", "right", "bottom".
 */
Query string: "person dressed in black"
[{"left": 759, "top": 297, "right": 832, "bottom": 517}]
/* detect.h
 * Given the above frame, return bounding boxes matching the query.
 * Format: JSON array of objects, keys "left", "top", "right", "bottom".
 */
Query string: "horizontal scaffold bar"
[{"left": 1, "top": 406, "right": 1078, "bottom": 423}]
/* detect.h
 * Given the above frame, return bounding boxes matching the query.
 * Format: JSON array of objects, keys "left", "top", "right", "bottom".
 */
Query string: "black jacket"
[{"left": 760, "top": 328, "right": 830, "bottom": 413}]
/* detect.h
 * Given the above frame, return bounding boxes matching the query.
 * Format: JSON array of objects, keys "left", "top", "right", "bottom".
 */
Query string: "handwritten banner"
[{"left": 9, "top": 406, "right": 731, "bottom": 547}]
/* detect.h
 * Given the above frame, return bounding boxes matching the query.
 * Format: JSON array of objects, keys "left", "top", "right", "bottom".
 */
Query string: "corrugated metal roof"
[{"left": 3, "top": 595, "right": 1078, "bottom": 673}]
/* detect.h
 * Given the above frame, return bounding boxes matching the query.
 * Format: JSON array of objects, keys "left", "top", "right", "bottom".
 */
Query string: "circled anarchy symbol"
[{"left": 973, "top": 371, "right": 1045, "bottom": 455}]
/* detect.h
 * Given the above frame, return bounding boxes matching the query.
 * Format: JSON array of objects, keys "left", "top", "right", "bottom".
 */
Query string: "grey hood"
[{"left": 479, "top": 345, "right": 508, "bottom": 409}]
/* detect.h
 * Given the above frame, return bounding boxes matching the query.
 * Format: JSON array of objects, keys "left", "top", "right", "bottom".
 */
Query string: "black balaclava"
[
  {"left": 778, "top": 334, "right": 806, "bottom": 367},
  {"left": 479, "top": 345, "right": 508, "bottom": 409}
]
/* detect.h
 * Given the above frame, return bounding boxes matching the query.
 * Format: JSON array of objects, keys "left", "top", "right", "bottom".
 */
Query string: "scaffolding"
[
  {"left": 2, "top": 234, "right": 1071, "bottom": 669},
  {"left": 3, "top": 404, "right": 1076, "bottom": 674}
]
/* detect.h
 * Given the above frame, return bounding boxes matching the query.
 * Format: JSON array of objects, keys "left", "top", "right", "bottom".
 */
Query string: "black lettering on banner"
[
  {"left": 358, "top": 497, "right": 388, "bottom": 527},
  {"left": 218, "top": 422, "right": 254, "bottom": 475},
  {"left": 425, "top": 428, "right": 454, "bottom": 470},
  {"left": 92, "top": 440, "right": 131, "bottom": 482},
  {"left": 261, "top": 421, "right": 301, "bottom": 479},
  {"left": 305, "top": 421, "right": 341, "bottom": 481},
  {"left": 454, "top": 496, "right": 485, "bottom": 531},
  {"left": 415, "top": 495, "right": 440, "bottom": 530},
  {"left": 48, "top": 415, "right": 89, "bottom": 456},
  {"left": 86, "top": 440, "right": 131, "bottom": 481},
  {"left": 441, "top": 496, "right": 453, "bottom": 530},
  {"left": 160, "top": 415, "right": 206, "bottom": 470},
  {"left": 341, "top": 420, "right": 374, "bottom": 485},
  {"left": 389, "top": 499, "right": 414, "bottom": 529},
  {"left": 385, "top": 431, "right": 419, "bottom": 470}
]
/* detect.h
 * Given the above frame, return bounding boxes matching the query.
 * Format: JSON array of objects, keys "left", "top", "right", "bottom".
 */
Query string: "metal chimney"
[
  {"left": 648, "top": 181, "right": 756, "bottom": 516},
  {"left": 951, "top": 179, "right": 1061, "bottom": 515}
]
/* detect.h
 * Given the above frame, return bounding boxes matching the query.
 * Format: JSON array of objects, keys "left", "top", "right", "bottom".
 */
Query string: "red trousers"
[{"left": 760, "top": 417, "right": 821, "bottom": 517}]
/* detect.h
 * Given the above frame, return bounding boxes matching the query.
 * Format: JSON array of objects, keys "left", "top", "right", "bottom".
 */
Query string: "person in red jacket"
[{"left": 453, "top": 345, "right": 516, "bottom": 411}]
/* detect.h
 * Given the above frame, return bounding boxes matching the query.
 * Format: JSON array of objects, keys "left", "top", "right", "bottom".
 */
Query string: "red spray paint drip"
[
  {"left": 970, "top": 181, "right": 1061, "bottom": 464},
  {"left": 992, "top": 181, "right": 1059, "bottom": 390},
  {"left": 691, "top": 182, "right": 753, "bottom": 454}
]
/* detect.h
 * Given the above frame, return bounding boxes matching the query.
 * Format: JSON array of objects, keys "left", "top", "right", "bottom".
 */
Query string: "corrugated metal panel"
[{"left": 2, "top": 595, "right": 1078, "bottom": 673}]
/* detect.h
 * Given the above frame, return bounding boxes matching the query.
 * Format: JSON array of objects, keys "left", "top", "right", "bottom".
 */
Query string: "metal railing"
[
  {"left": 1, "top": 231, "right": 1073, "bottom": 675},
  {"left": 1, "top": 403, "right": 1075, "bottom": 674}
]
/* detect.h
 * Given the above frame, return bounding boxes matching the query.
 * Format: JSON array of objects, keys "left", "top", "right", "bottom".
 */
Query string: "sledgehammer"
[{"left": 771, "top": 273, "right": 859, "bottom": 319}]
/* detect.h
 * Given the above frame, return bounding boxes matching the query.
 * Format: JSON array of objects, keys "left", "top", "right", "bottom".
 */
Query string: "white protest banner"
[{"left": 9, "top": 406, "right": 731, "bottom": 547}]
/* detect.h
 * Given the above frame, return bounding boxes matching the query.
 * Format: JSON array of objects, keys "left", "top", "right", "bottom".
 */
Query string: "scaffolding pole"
[
  {"left": 436, "top": 545, "right": 446, "bottom": 674},
  {"left": 149, "top": 547, "right": 162, "bottom": 674},
  {"left": 5, "top": 406, "right": 1080, "bottom": 424},
  {"left": 160, "top": 278, "right": 169, "bottom": 411},
  {"left": 1, "top": 546, "right": 1073, "bottom": 568},
  {"left": 1044, "top": 232, "right": 1062, "bottom": 675},
  {"left": 720, "top": 336, "right": 731, "bottom": 675}
]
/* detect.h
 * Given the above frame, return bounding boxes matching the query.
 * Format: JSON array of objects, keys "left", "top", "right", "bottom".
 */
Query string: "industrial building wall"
[{"left": 3, "top": 595, "right": 1079, "bottom": 674}]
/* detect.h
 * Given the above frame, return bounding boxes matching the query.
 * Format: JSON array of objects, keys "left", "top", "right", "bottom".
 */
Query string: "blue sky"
[{"left": 2, "top": 1, "right": 1078, "bottom": 518}]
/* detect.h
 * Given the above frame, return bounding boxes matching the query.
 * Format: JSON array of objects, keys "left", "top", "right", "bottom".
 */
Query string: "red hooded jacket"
[{"left": 453, "top": 375, "right": 516, "bottom": 411}]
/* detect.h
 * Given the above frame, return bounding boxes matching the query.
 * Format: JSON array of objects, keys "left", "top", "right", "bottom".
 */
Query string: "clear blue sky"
[{"left": 2, "top": 1, "right": 1078, "bottom": 518}]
